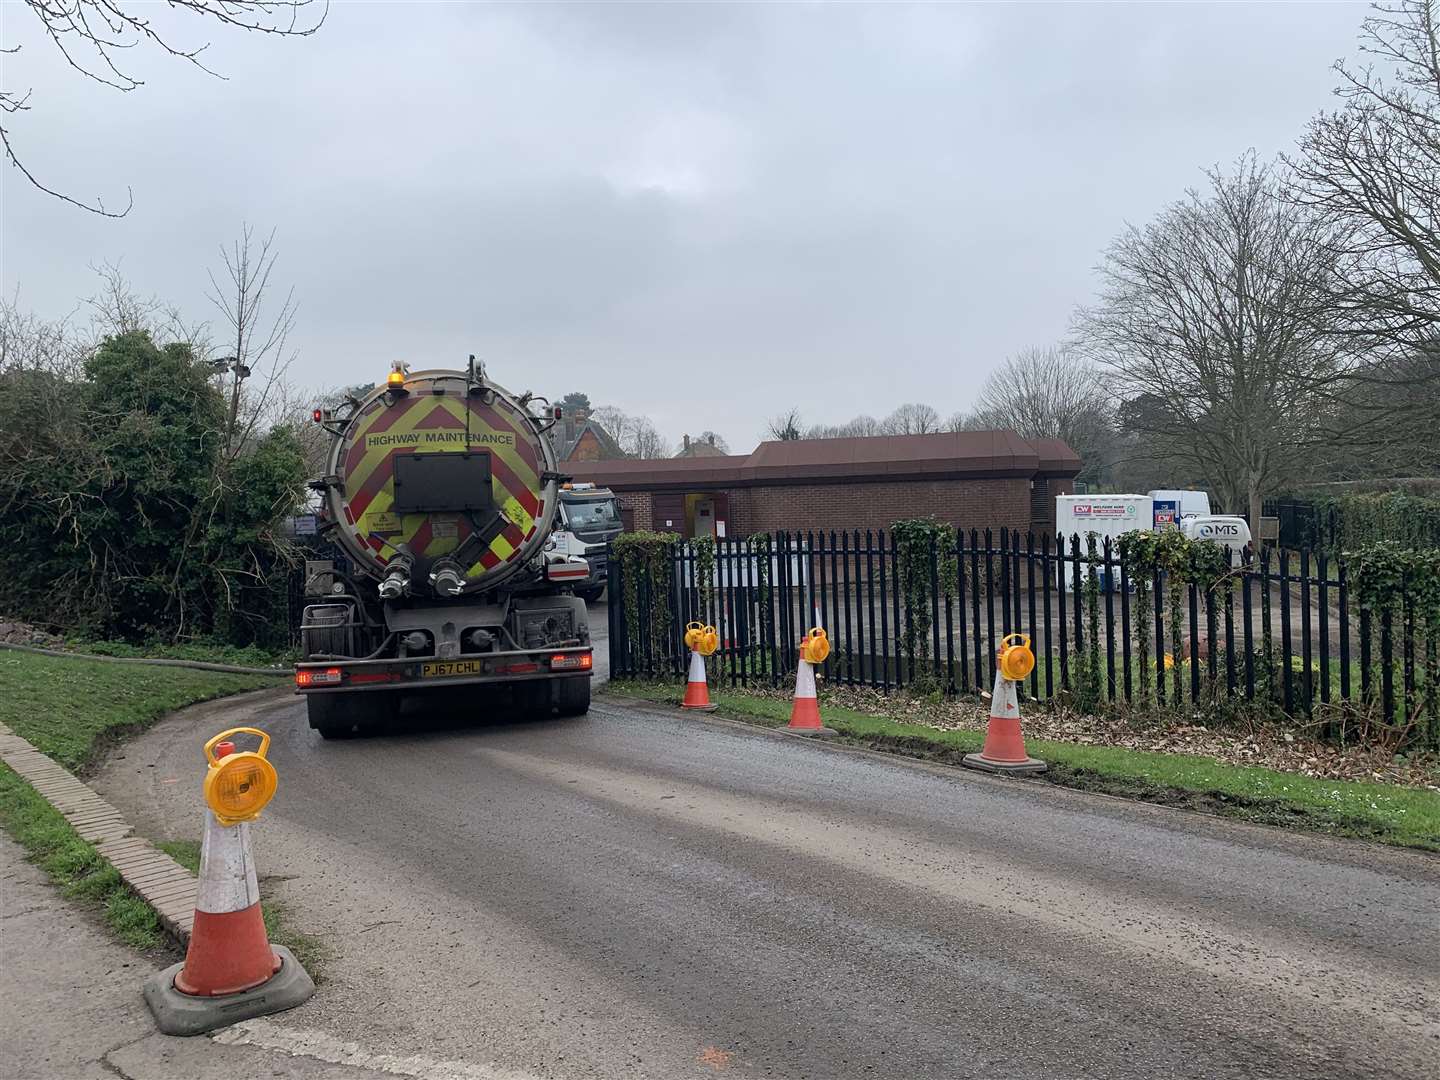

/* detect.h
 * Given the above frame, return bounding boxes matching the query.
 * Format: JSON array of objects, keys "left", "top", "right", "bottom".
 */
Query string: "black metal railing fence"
[{"left": 607, "top": 528, "right": 1439, "bottom": 749}]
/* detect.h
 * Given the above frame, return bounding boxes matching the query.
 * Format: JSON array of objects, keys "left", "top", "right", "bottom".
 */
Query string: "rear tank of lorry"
[
  {"left": 296, "top": 367, "right": 592, "bottom": 738},
  {"left": 322, "top": 369, "right": 559, "bottom": 598}
]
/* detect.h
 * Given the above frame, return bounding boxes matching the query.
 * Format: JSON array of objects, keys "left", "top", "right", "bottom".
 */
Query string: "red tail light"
[
  {"left": 295, "top": 667, "right": 342, "bottom": 687},
  {"left": 549, "top": 653, "right": 593, "bottom": 671}
]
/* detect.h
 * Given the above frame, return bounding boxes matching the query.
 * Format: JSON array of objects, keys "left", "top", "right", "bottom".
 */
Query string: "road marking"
[{"left": 213, "top": 1018, "right": 548, "bottom": 1080}]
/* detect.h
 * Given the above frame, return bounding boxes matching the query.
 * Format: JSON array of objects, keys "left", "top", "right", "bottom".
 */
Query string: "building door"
[{"left": 694, "top": 498, "right": 716, "bottom": 538}]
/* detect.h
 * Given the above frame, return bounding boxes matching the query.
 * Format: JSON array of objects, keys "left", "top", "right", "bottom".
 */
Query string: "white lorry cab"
[{"left": 1180, "top": 515, "right": 1251, "bottom": 560}]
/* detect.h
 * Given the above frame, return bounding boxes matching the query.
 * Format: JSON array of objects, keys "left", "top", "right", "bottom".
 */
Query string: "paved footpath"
[{"left": 0, "top": 832, "right": 391, "bottom": 1079}]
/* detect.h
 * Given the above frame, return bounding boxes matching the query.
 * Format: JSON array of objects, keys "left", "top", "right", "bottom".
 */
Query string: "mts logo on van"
[{"left": 1201, "top": 523, "right": 1241, "bottom": 537}]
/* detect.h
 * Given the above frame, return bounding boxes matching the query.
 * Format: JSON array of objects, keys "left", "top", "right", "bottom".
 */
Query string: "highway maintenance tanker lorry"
[{"left": 295, "top": 360, "right": 594, "bottom": 738}]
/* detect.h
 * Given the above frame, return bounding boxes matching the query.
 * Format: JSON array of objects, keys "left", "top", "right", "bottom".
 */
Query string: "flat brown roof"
[{"left": 566, "top": 430, "right": 1080, "bottom": 492}]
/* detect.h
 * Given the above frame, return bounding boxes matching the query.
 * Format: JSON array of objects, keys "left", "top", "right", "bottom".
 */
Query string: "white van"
[
  {"left": 1147, "top": 489, "right": 1211, "bottom": 529},
  {"left": 1180, "top": 515, "right": 1251, "bottom": 560}
]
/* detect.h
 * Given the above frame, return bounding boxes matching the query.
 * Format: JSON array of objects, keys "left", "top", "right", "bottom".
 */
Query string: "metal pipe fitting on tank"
[
  {"left": 378, "top": 556, "right": 413, "bottom": 600},
  {"left": 429, "top": 559, "right": 466, "bottom": 598}
]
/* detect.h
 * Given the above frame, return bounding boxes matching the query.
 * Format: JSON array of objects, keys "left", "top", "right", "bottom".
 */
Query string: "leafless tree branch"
[{"left": 4, "top": 0, "right": 325, "bottom": 214}]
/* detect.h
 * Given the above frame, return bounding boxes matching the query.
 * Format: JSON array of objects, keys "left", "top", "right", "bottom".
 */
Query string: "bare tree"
[
  {"left": 206, "top": 225, "right": 297, "bottom": 459},
  {"left": 840, "top": 414, "right": 882, "bottom": 437},
  {"left": 1074, "top": 154, "right": 1350, "bottom": 530},
  {"left": 804, "top": 414, "right": 881, "bottom": 439},
  {"left": 959, "top": 347, "right": 1117, "bottom": 482},
  {"left": 82, "top": 261, "right": 212, "bottom": 353},
  {"left": 629, "top": 416, "right": 671, "bottom": 459},
  {"left": 3, "top": 1, "right": 325, "bottom": 214},
  {"left": 1286, "top": 0, "right": 1440, "bottom": 452},
  {"left": 0, "top": 289, "right": 82, "bottom": 373},
  {"left": 591, "top": 405, "right": 671, "bottom": 458},
  {"left": 970, "top": 348, "right": 1106, "bottom": 437},
  {"left": 766, "top": 407, "right": 804, "bottom": 441},
  {"left": 880, "top": 402, "right": 942, "bottom": 435},
  {"left": 1290, "top": 0, "right": 1440, "bottom": 350}
]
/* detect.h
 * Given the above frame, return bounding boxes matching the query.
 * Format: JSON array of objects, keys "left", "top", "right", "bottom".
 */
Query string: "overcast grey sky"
[{"left": 2, "top": 1, "right": 1365, "bottom": 449}]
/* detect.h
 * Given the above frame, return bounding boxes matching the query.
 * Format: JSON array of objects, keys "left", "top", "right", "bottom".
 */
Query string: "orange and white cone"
[
  {"left": 681, "top": 649, "right": 718, "bottom": 711},
  {"left": 963, "top": 665, "right": 1046, "bottom": 774},
  {"left": 785, "top": 659, "right": 835, "bottom": 736},
  {"left": 175, "top": 809, "right": 280, "bottom": 995},
  {"left": 142, "top": 740, "right": 314, "bottom": 1036}
]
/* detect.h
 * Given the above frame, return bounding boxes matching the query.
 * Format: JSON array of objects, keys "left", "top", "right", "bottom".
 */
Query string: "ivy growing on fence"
[
  {"left": 1069, "top": 536, "right": 1105, "bottom": 712},
  {"left": 1116, "top": 530, "right": 1228, "bottom": 709},
  {"left": 1117, "top": 531, "right": 1158, "bottom": 707},
  {"left": 612, "top": 531, "right": 679, "bottom": 672},
  {"left": 1348, "top": 541, "right": 1440, "bottom": 743},
  {"left": 892, "top": 519, "right": 958, "bottom": 689}
]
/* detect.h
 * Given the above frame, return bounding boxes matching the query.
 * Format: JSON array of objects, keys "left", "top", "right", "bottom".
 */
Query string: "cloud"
[{"left": 2, "top": 2, "right": 1363, "bottom": 449}]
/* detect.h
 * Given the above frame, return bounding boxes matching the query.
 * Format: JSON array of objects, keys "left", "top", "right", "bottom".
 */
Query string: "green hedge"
[{"left": 1297, "top": 493, "right": 1440, "bottom": 551}]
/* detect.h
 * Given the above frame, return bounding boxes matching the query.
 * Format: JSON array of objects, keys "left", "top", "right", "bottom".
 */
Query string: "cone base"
[
  {"left": 961, "top": 752, "right": 1047, "bottom": 775},
  {"left": 143, "top": 945, "right": 315, "bottom": 1037},
  {"left": 680, "top": 701, "right": 719, "bottom": 712},
  {"left": 785, "top": 724, "right": 838, "bottom": 737}
]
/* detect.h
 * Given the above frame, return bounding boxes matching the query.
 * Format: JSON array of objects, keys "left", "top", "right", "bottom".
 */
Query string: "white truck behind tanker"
[{"left": 295, "top": 361, "right": 594, "bottom": 738}]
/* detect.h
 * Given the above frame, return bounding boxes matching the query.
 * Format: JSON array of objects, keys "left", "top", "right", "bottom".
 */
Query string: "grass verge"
[
  {"left": 1, "top": 650, "right": 317, "bottom": 967},
  {"left": 159, "top": 839, "right": 328, "bottom": 981},
  {"left": 67, "top": 638, "right": 295, "bottom": 669},
  {"left": 0, "top": 764, "right": 168, "bottom": 952},
  {"left": 605, "top": 680, "right": 1440, "bottom": 852},
  {"left": 0, "top": 650, "right": 278, "bottom": 773}
]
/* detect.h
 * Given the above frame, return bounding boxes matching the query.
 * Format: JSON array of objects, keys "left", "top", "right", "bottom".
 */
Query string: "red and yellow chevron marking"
[{"left": 338, "top": 388, "right": 544, "bottom": 579}]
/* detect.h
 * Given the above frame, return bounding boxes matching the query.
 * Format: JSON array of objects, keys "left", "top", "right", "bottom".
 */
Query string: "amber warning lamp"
[
  {"left": 997, "top": 633, "right": 1035, "bottom": 682},
  {"left": 799, "top": 626, "right": 830, "bottom": 665},
  {"left": 386, "top": 362, "right": 409, "bottom": 393},
  {"left": 684, "top": 621, "right": 719, "bottom": 656},
  {"left": 202, "top": 727, "right": 278, "bottom": 825}
]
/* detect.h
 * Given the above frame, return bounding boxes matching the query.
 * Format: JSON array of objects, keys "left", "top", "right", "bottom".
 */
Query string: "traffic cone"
[
  {"left": 785, "top": 659, "right": 835, "bottom": 737},
  {"left": 175, "top": 807, "right": 279, "bottom": 995},
  {"left": 963, "top": 665, "right": 1047, "bottom": 774},
  {"left": 681, "top": 649, "right": 718, "bottom": 711},
  {"left": 143, "top": 741, "right": 314, "bottom": 1035}
]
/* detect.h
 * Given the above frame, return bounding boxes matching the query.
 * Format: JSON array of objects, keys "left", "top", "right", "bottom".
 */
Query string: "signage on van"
[{"left": 1197, "top": 522, "right": 1242, "bottom": 538}]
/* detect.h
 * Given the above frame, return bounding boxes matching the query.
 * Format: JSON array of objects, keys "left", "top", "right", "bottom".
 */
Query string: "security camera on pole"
[
  {"left": 143, "top": 728, "right": 315, "bottom": 1036},
  {"left": 963, "top": 634, "right": 1046, "bottom": 774}
]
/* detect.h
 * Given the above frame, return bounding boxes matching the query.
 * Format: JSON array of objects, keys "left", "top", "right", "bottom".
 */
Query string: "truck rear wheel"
[
  {"left": 555, "top": 676, "right": 591, "bottom": 717},
  {"left": 307, "top": 692, "right": 399, "bottom": 739},
  {"left": 307, "top": 694, "right": 356, "bottom": 740}
]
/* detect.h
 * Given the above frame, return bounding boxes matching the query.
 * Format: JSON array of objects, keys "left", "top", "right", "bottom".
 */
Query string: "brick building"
[{"left": 566, "top": 430, "right": 1080, "bottom": 537}]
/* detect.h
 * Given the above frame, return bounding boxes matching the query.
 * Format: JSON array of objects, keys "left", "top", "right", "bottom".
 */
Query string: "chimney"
[
  {"left": 706, "top": 433, "right": 715, "bottom": 446},
  {"left": 683, "top": 434, "right": 691, "bottom": 451}
]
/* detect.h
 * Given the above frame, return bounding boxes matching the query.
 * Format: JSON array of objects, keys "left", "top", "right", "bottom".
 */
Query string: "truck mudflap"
[{"left": 294, "top": 646, "right": 593, "bottom": 694}]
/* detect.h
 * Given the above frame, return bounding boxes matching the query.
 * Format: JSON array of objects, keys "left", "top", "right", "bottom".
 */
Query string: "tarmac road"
[{"left": 95, "top": 644, "right": 1439, "bottom": 1078}]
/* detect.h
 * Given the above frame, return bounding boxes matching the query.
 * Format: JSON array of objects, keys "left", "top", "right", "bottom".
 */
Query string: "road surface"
[{"left": 95, "top": 658, "right": 1438, "bottom": 1078}]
